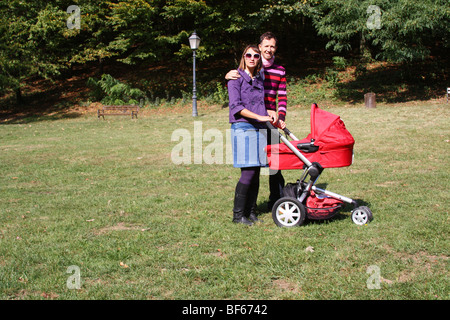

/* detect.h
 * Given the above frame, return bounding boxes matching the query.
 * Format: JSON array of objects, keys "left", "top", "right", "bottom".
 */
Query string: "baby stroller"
[{"left": 265, "top": 103, "right": 373, "bottom": 227}]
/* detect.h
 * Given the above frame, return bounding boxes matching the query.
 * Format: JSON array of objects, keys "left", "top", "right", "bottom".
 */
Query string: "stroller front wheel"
[
  {"left": 351, "top": 206, "right": 373, "bottom": 225},
  {"left": 272, "top": 197, "right": 306, "bottom": 227}
]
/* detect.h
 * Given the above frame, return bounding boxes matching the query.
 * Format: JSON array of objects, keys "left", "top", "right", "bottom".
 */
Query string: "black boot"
[
  {"left": 246, "top": 179, "right": 263, "bottom": 223},
  {"left": 232, "top": 182, "right": 253, "bottom": 226}
]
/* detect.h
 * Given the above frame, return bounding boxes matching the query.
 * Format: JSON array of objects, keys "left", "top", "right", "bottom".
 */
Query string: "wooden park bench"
[{"left": 97, "top": 105, "right": 139, "bottom": 119}]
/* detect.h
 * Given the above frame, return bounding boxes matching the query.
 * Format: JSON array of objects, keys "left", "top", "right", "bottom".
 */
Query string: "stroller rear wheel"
[
  {"left": 351, "top": 206, "right": 373, "bottom": 225},
  {"left": 272, "top": 197, "right": 306, "bottom": 227}
]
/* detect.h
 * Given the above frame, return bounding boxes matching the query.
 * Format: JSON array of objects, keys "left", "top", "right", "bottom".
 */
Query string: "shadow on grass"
[
  {"left": 335, "top": 58, "right": 448, "bottom": 104},
  {"left": 0, "top": 101, "right": 84, "bottom": 124},
  {"left": 0, "top": 69, "right": 90, "bottom": 124}
]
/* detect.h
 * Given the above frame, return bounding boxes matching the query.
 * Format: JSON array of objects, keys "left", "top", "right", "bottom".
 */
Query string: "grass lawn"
[{"left": 0, "top": 101, "right": 448, "bottom": 300}]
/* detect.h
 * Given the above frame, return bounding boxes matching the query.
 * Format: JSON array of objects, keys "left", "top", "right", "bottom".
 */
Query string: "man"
[{"left": 225, "top": 32, "right": 287, "bottom": 211}]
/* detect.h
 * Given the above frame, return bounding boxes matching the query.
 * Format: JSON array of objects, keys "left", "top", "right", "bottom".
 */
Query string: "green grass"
[{"left": 0, "top": 102, "right": 448, "bottom": 300}]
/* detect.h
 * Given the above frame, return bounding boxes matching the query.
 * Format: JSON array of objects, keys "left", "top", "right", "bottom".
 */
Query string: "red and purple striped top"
[{"left": 263, "top": 63, "right": 287, "bottom": 121}]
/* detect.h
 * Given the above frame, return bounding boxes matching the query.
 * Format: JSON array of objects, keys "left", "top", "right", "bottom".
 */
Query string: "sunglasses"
[{"left": 245, "top": 53, "right": 260, "bottom": 59}]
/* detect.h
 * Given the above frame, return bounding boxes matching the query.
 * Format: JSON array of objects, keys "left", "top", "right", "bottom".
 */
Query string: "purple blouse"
[{"left": 228, "top": 69, "right": 267, "bottom": 123}]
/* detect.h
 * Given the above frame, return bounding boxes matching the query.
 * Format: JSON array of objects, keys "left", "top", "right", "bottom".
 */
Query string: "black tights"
[{"left": 239, "top": 167, "right": 260, "bottom": 185}]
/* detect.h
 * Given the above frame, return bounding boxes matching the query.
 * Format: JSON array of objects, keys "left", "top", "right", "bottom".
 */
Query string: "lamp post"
[{"left": 189, "top": 31, "right": 201, "bottom": 117}]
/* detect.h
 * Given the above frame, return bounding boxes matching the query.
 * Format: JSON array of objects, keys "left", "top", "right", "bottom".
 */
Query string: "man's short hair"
[{"left": 259, "top": 32, "right": 278, "bottom": 46}]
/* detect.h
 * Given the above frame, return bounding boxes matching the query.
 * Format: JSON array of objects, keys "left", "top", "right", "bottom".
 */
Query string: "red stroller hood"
[
  {"left": 310, "top": 102, "right": 339, "bottom": 141},
  {"left": 308, "top": 103, "right": 355, "bottom": 151},
  {"left": 266, "top": 104, "right": 355, "bottom": 169}
]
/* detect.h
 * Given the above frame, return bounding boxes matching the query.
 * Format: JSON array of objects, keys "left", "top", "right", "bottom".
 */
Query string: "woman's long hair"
[{"left": 238, "top": 45, "right": 262, "bottom": 77}]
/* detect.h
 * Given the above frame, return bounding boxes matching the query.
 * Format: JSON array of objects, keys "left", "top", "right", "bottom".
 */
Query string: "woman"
[{"left": 228, "top": 45, "right": 273, "bottom": 226}]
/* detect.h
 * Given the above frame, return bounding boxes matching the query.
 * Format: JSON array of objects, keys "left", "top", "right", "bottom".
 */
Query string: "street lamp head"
[{"left": 189, "top": 31, "right": 201, "bottom": 51}]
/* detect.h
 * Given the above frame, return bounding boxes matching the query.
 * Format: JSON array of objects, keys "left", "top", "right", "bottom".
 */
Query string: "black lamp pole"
[
  {"left": 192, "top": 49, "right": 198, "bottom": 117},
  {"left": 189, "top": 31, "right": 201, "bottom": 117}
]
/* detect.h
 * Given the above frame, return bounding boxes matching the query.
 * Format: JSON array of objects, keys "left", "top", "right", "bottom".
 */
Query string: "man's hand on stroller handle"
[
  {"left": 276, "top": 119, "right": 286, "bottom": 130},
  {"left": 266, "top": 120, "right": 292, "bottom": 137},
  {"left": 267, "top": 111, "right": 286, "bottom": 130}
]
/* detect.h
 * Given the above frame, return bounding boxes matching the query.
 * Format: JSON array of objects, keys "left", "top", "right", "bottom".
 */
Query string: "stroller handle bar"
[
  {"left": 266, "top": 121, "right": 313, "bottom": 168},
  {"left": 265, "top": 121, "right": 297, "bottom": 139}
]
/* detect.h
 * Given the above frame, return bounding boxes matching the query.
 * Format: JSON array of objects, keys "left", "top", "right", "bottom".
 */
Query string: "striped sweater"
[{"left": 263, "top": 64, "right": 287, "bottom": 121}]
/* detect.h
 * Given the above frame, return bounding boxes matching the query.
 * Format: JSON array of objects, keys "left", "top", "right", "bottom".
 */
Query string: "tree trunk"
[
  {"left": 359, "top": 32, "right": 371, "bottom": 61},
  {"left": 15, "top": 87, "right": 23, "bottom": 105}
]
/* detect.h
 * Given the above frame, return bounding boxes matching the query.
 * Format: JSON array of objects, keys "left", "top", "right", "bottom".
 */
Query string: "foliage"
[
  {"left": 0, "top": 0, "right": 448, "bottom": 103},
  {"left": 203, "top": 81, "right": 228, "bottom": 105},
  {"left": 0, "top": 1, "right": 74, "bottom": 100},
  {"left": 87, "top": 74, "right": 146, "bottom": 105},
  {"left": 332, "top": 56, "right": 349, "bottom": 70},
  {"left": 313, "top": 0, "right": 450, "bottom": 62}
]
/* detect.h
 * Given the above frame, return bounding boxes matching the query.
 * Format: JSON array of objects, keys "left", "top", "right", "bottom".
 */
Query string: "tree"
[
  {"left": 1, "top": 0, "right": 447, "bottom": 106},
  {"left": 0, "top": 1, "right": 72, "bottom": 102},
  {"left": 157, "top": 0, "right": 265, "bottom": 63},
  {"left": 67, "top": 0, "right": 129, "bottom": 73},
  {"left": 313, "top": 0, "right": 450, "bottom": 62},
  {"left": 246, "top": 0, "right": 321, "bottom": 64},
  {"left": 106, "top": 0, "right": 161, "bottom": 64}
]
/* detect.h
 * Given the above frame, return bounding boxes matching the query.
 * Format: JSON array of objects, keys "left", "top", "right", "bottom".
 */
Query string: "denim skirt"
[{"left": 230, "top": 122, "right": 268, "bottom": 168}]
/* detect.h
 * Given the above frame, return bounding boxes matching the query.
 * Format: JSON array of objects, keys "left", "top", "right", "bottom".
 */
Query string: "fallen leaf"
[
  {"left": 18, "top": 277, "right": 28, "bottom": 283},
  {"left": 305, "top": 246, "right": 315, "bottom": 253}
]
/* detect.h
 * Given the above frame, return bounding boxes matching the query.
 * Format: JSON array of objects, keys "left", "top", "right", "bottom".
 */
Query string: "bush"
[
  {"left": 332, "top": 56, "right": 349, "bottom": 70},
  {"left": 87, "top": 74, "right": 146, "bottom": 105}
]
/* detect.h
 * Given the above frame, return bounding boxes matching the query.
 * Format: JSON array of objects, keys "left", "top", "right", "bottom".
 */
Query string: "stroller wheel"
[
  {"left": 272, "top": 197, "right": 306, "bottom": 227},
  {"left": 351, "top": 206, "right": 373, "bottom": 225}
]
